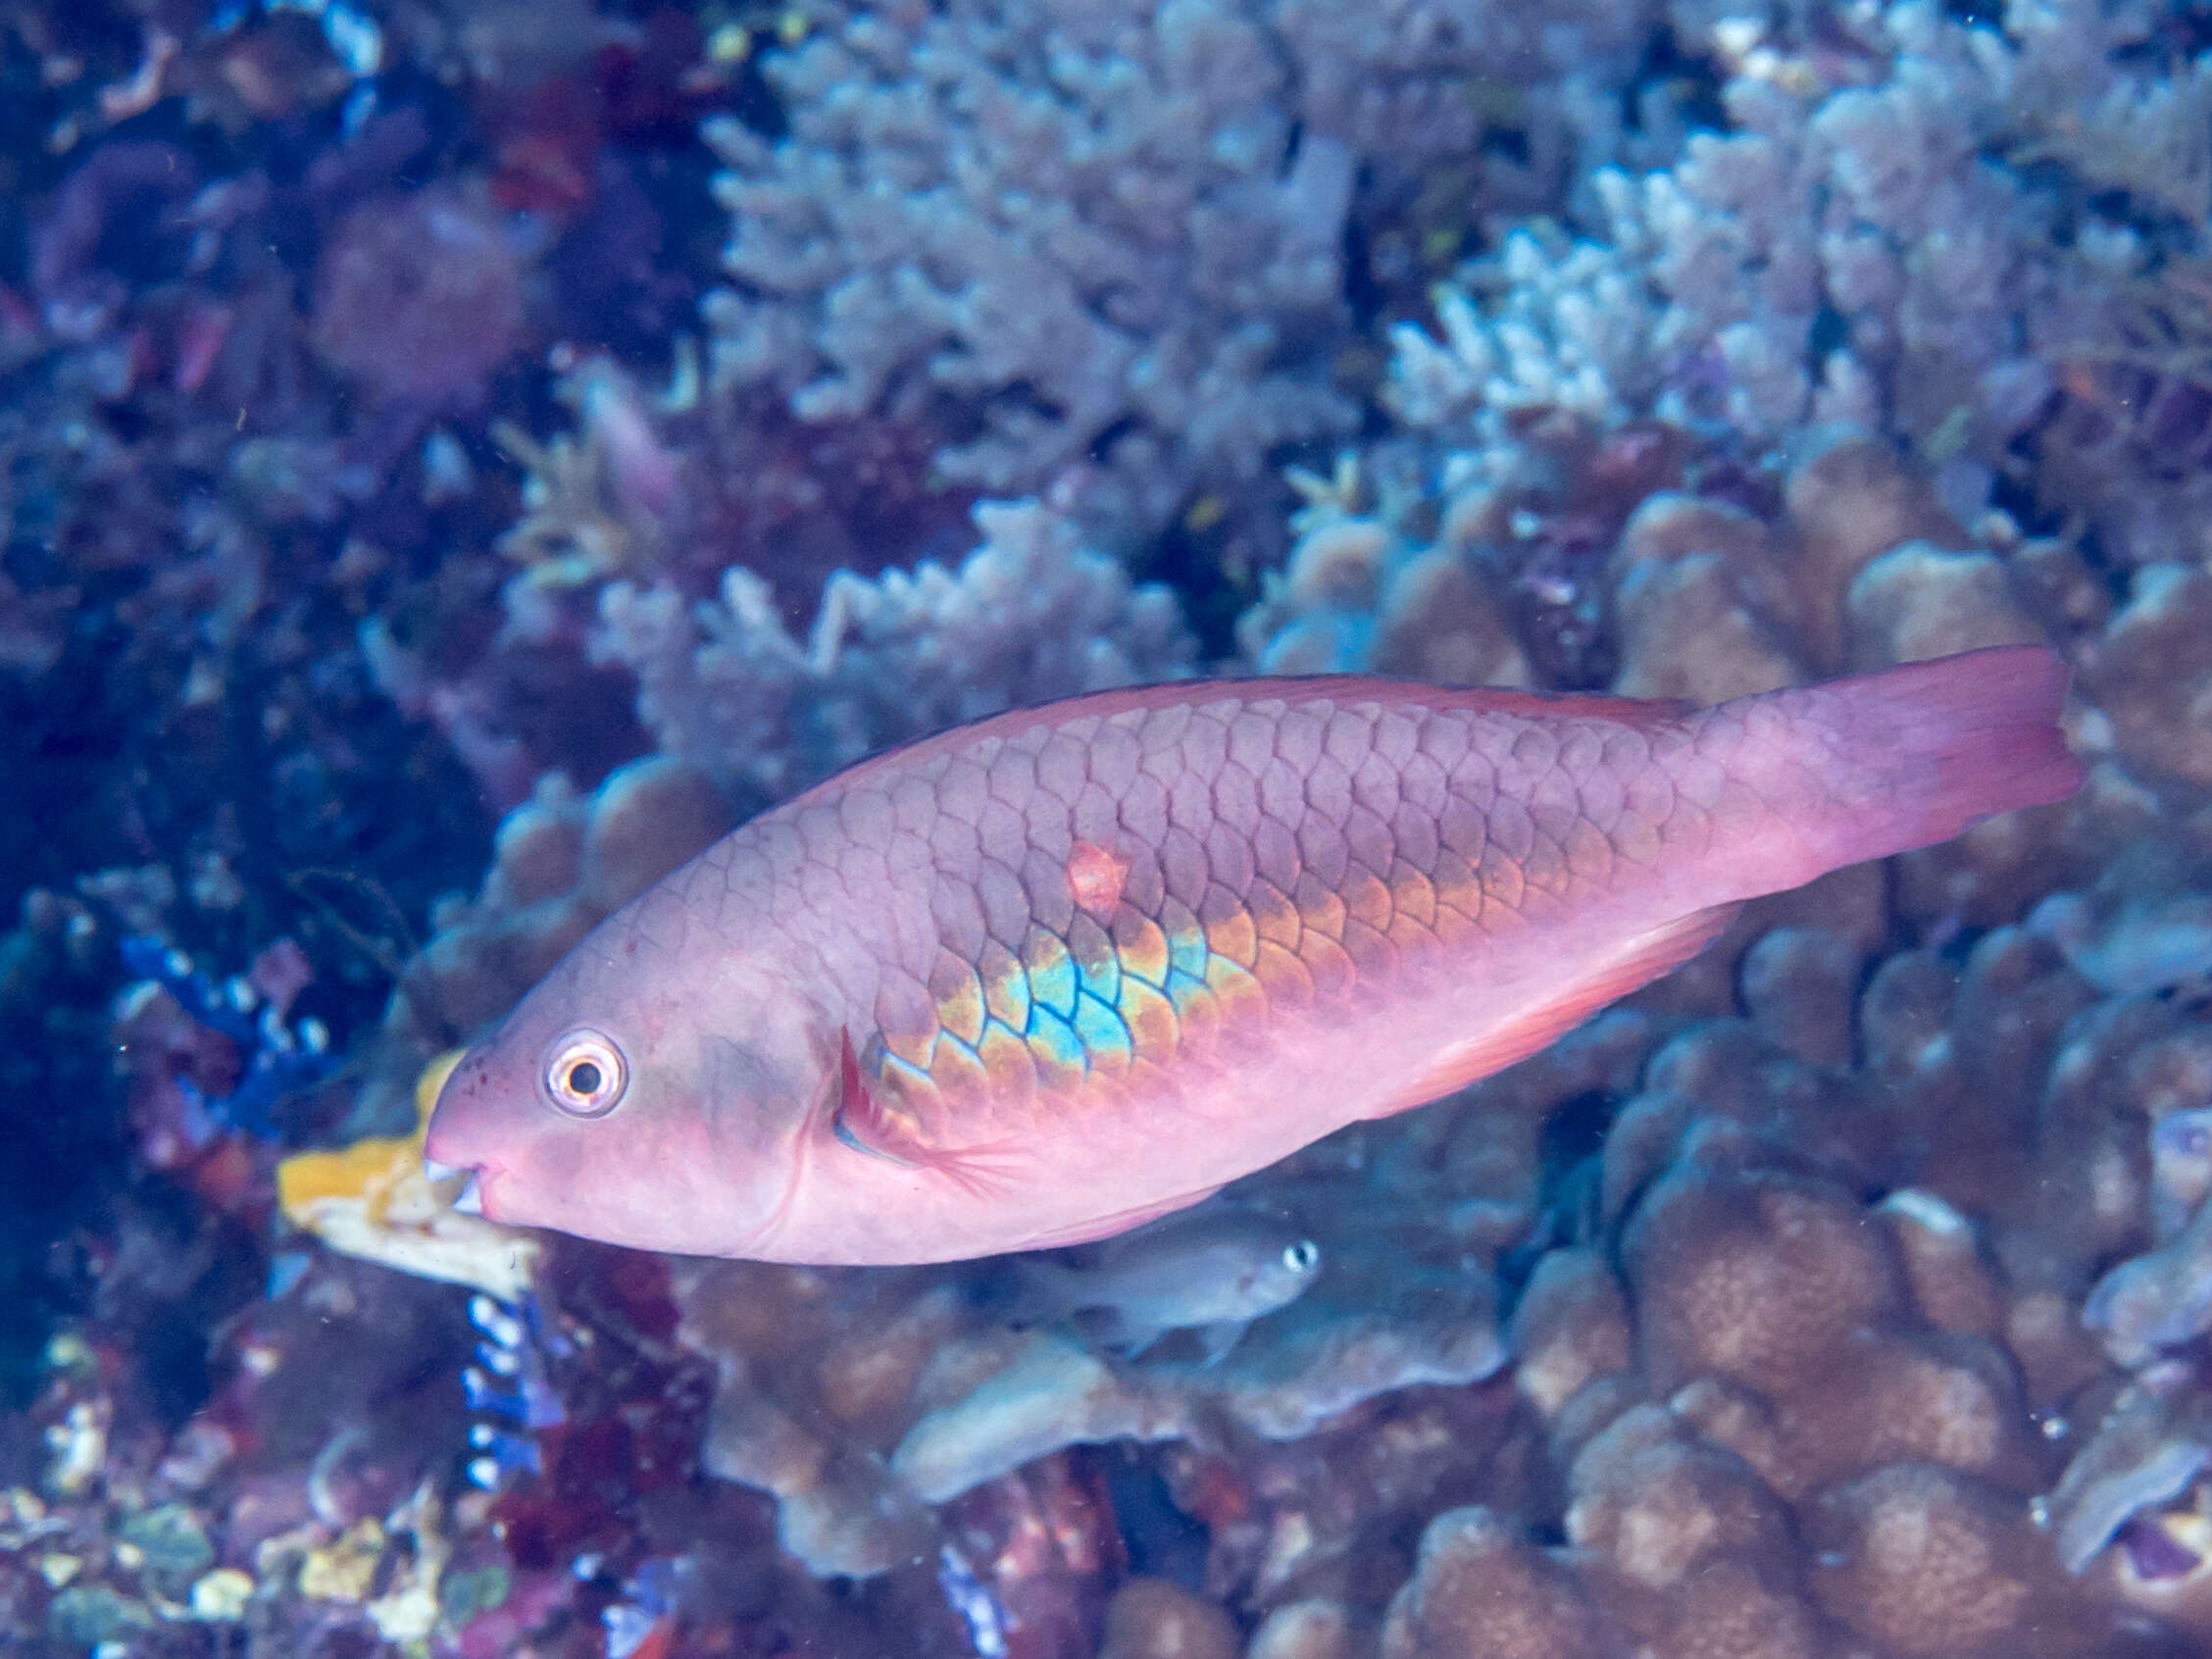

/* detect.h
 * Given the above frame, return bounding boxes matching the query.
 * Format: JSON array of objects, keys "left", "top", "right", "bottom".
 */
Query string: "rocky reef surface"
[{"left": 12, "top": 0, "right": 2212, "bottom": 1655}]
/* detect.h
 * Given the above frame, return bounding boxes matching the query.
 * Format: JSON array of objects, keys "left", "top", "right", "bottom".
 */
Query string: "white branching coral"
[
  {"left": 701, "top": 0, "right": 1660, "bottom": 541},
  {"left": 1388, "top": 0, "right": 2212, "bottom": 537},
  {"left": 590, "top": 499, "right": 1196, "bottom": 800}
]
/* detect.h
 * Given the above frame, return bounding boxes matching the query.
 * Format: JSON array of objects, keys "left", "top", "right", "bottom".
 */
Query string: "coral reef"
[
  {"left": 591, "top": 496, "right": 1198, "bottom": 801},
  {"left": 20, "top": 0, "right": 2212, "bottom": 1652},
  {"left": 1384, "top": 0, "right": 2212, "bottom": 563},
  {"left": 698, "top": 0, "right": 1660, "bottom": 546}
]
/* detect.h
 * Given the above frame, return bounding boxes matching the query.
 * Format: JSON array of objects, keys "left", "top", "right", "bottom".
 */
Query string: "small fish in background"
[
  {"left": 1003, "top": 1206, "right": 1323, "bottom": 1365},
  {"left": 426, "top": 646, "right": 2085, "bottom": 1265}
]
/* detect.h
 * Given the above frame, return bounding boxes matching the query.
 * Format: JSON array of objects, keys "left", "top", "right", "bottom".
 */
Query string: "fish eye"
[
  {"left": 1282, "top": 1239, "right": 1321, "bottom": 1274},
  {"left": 542, "top": 1029, "right": 628, "bottom": 1119}
]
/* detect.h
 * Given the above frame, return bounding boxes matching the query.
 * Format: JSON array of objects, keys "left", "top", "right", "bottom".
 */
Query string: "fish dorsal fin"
[{"left": 1359, "top": 901, "right": 1743, "bottom": 1120}]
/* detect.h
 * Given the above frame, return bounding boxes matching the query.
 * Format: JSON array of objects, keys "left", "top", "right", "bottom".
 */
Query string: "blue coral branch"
[{"left": 120, "top": 934, "right": 334, "bottom": 1139}]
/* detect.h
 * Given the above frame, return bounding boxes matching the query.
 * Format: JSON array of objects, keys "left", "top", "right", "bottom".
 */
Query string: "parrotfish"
[
  {"left": 1004, "top": 1206, "right": 1323, "bottom": 1364},
  {"left": 426, "top": 645, "right": 2083, "bottom": 1266}
]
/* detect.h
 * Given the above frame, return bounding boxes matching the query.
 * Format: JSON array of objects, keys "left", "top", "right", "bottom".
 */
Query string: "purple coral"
[{"left": 312, "top": 186, "right": 531, "bottom": 410}]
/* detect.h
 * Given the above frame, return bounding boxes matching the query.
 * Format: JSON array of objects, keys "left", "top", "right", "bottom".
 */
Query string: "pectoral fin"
[
  {"left": 1194, "top": 1320, "right": 1250, "bottom": 1367},
  {"left": 828, "top": 1027, "right": 1026, "bottom": 1199},
  {"left": 830, "top": 1028, "right": 917, "bottom": 1165}
]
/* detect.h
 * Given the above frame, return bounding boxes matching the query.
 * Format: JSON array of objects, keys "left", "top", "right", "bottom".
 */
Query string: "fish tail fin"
[{"left": 1778, "top": 645, "right": 2083, "bottom": 874}]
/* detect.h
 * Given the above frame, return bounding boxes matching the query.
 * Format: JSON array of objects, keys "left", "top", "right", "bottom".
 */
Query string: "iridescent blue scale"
[
  {"left": 882, "top": 1049, "right": 935, "bottom": 1087},
  {"left": 1028, "top": 941, "right": 1079, "bottom": 1022},
  {"left": 1028, "top": 1001, "right": 1087, "bottom": 1072},
  {"left": 1072, "top": 987, "right": 1133, "bottom": 1060},
  {"left": 896, "top": 893, "right": 1274, "bottom": 1101},
  {"left": 1077, "top": 942, "right": 1121, "bottom": 1011},
  {"left": 1167, "top": 924, "right": 1209, "bottom": 986}
]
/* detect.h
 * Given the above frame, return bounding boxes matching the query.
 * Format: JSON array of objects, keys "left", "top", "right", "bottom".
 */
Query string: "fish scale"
[
  {"left": 427, "top": 650, "right": 2085, "bottom": 1265},
  {"left": 782, "top": 689, "right": 1649, "bottom": 1137}
]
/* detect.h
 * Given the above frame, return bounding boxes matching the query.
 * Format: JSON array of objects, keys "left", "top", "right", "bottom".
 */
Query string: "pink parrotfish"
[{"left": 425, "top": 645, "right": 2083, "bottom": 1266}]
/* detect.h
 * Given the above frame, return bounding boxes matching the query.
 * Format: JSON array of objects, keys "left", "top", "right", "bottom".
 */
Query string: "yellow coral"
[{"left": 276, "top": 1050, "right": 538, "bottom": 1303}]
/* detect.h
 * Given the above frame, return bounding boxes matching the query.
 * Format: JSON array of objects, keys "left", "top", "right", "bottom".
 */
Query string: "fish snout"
[
  {"left": 421, "top": 1099, "right": 465, "bottom": 1166},
  {"left": 421, "top": 1048, "right": 507, "bottom": 1219}
]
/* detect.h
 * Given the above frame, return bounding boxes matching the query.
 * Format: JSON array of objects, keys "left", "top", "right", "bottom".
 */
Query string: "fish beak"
[
  {"left": 422, "top": 1153, "right": 483, "bottom": 1216},
  {"left": 451, "top": 1172, "right": 485, "bottom": 1216}
]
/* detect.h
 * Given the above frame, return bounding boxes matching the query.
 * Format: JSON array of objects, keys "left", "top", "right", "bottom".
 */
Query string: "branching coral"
[
  {"left": 1386, "top": 0, "right": 2212, "bottom": 565},
  {"left": 591, "top": 497, "right": 1196, "bottom": 801},
  {"left": 699, "top": 0, "right": 1660, "bottom": 544},
  {"left": 702, "top": 0, "right": 1358, "bottom": 540}
]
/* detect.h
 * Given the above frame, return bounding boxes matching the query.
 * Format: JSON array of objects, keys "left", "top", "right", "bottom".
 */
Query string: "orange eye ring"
[{"left": 541, "top": 1029, "right": 628, "bottom": 1118}]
